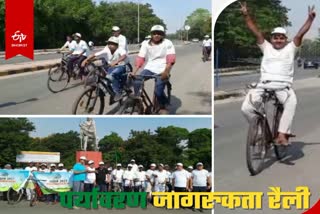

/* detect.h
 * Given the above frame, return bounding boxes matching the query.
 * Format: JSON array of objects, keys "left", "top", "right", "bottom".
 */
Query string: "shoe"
[{"left": 73, "top": 206, "right": 80, "bottom": 209}]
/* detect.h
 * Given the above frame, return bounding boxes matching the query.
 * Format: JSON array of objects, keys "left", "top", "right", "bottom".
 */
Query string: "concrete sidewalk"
[{"left": 0, "top": 51, "right": 139, "bottom": 77}]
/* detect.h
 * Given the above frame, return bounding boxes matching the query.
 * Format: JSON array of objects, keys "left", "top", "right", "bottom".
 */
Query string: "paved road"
[
  {"left": 214, "top": 77, "right": 320, "bottom": 213},
  {"left": 0, "top": 200, "right": 211, "bottom": 214},
  {"left": 0, "top": 44, "right": 211, "bottom": 115},
  {"left": 215, "top": 67, "right": 319, "bottom": 92}
]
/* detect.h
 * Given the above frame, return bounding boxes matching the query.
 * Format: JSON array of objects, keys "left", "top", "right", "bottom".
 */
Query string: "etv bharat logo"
[{"left": 11, "top": 30, "right": 28, "bottom": 47}]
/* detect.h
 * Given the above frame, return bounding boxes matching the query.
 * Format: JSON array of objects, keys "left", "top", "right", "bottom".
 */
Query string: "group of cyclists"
[{"left": 59, "top": 25, "right": 176, "bottom": 114}]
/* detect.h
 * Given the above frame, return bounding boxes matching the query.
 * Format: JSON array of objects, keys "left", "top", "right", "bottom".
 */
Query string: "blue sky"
[
  {"left": 29, "top": 117, "right": 211, "bottom": 140},
  {"left": 281, "top": 0, "right": 320, "bottom": 39},
  {"left": 95, "top": 0, "right": 212, "bottom": 33}
]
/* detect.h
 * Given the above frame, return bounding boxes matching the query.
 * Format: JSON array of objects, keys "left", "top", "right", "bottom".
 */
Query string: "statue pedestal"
[{"left": 76, "top": 151, "right": 102, "bottom": 168}]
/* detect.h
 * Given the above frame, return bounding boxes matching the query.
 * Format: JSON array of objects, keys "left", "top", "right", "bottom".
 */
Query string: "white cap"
[
  {"left": 188, "top": 166, "right": 193, "bottom": 169},
  {"left": 150, "top": 163, "right": 156, "bottom": 167},
  {"left": 50, "top": 164, "right": 56, "bottom": 167},
  {"left": 176, "top": 163, "right": 183, "bottom": 166},
  {"left": 151, "top": 25, "right": 165, "bottom": 33},
  {"left": 196, "top": 162, "right": 203, "bottom": 166},
  {"left": 88, "top": 41, "right": 94, "bottom": 46},
  {"left": 58, "top": 163, "right": 64, "bottom": 167},
  {"left": 159, "top": 163, "right": 164, "bottom": 167},
  {"left": 88, "top": 160, "right": 94, "bottom": 164},
  {"left": 108, "top": 167, "right": 112, "bottom": 171},
  {"left": 145, "top": 35, "right": 151, "bottom": 39},
  {"left": 204, "top": 35, "right": 210, "bottom": 38},
  {"left": 99, "top": 161, "right": 105, "bottom": 165},
  {"left": 138, "top": 165, "right": 143, "bottom": 168},
  {"left": 117, "top": 163, "right": 122, "bottom": 167},
  {"left": 74, "top": 33, "right": 81, "bottom": 38},
  {"left": 112, "top": 26, "right": 120, "bottom": 31},
  {"left": 128, "top": 164, "right": 133, "bottom": 167},
  {"left": 130, "top": 159, "right": 135, "bottom": 162},
  {"left": 107, "top": 36, "right": 119, "bottom": 44},
  {"left": 41, "top": 163, "right": 46, "bottom": 166},
  {"left": 80, "top": 156, "right": 86, "bottom": 160},
  {"left": 271, "top": 27, "right": 287, "bottom": 36}
]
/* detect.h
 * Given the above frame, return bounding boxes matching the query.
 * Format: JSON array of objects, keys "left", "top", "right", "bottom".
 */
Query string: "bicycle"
[
  {"left": 115, "top": 74, "right": 172, "bottom": 115},
  {"left": 246, "top": 84, "right": 290, "bottom": 176},
  {"left": 202, "top": 46, "right": 210, "bottom": 62},
  {"left": 72, "top": 61, "right": 132, "bottom": 115},
  {"left": 7, "top": 187, "right": 25, "bottom": 205},
  {"left": 47, "top": 52, "right": 82, "bottom": 93}
]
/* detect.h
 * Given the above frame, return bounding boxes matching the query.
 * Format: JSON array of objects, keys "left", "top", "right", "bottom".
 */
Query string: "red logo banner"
[
  {"left": 303, "top": 200, "right": 320, "bottom": 214},
  {"left": 5, "top": 0, "right": 34, "bottom": 60}
]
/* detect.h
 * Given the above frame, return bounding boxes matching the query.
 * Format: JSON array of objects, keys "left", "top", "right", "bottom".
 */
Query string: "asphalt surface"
[
  {"left": 214, "top": 77, "right": 320, "bottom": 213},
  {"left": 215, "top": 66, "right": 320, "bottom": 92},
  {"left": 0, "top": 44, "right": 211, "bottom": 115},
  {"left": 0, "top": 200, "right": 211, "bottom": 214}
]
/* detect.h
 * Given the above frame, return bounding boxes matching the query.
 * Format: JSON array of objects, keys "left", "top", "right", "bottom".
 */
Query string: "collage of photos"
[{"left": 0, "top": 0, "right": 213, "bottom": 214}]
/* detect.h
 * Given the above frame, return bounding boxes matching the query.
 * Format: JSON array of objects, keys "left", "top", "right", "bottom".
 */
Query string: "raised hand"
[
  {"left": 239, "top": 2, "right": 248, "bottom": 16},
  {"left": 308, "top": 5, "right": 316, "bottom": 20}
]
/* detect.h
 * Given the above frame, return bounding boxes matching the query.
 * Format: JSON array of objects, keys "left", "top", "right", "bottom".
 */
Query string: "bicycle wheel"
[
  {"left": 273, "top": 107, "right": 287, "bottom": 160},
  {"left": 246, "top": 117, "right": 268, "bottom": 176},
  {"left": 7, "top": 188, "right": 23, "bottom": 205},
  {"left": 115, "top": 97, "right": 143, "bottom": 115},
  {"left": 72, "top": 87, "right": 105, "bottom": 114},
  {"left": 47, "top": 65, "right": 69, "bottom": 93}
]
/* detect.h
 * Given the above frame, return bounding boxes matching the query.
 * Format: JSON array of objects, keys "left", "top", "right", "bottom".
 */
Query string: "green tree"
[
  {"left": 185, "top": 8, "right": 212, "bottom": 40},
  {"left": 0, "top": 118, "right": 35, "bottom": 166},
  {"left": 98, "top": 132, "right": 124, "bottom": 163},
  {"left": 214, "top": 0, "right": 290, "bottom": 66}
]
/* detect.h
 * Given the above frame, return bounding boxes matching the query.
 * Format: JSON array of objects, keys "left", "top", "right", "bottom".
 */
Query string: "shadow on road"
[
  {"left": 0, "top": 98, "right": 39, "bottom": 108},
  {"left": 189, "top": 91, "right": 212, "bottom": 106}
]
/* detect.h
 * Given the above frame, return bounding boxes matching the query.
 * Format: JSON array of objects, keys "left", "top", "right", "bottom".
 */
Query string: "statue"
[{"left": 79, "top": 118, "right": 99, "bottom": 151}]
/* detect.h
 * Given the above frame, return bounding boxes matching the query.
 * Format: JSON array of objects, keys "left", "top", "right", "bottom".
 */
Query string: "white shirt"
[
  {"left": 154, "top": 170, "right": 167, "bottom": 185},
  {"left": 134, "top": 170, "right": 146, "bottom": 186},
  {"left": 71, "top": 40, "right": 90, "bottom": 56},
  {"left": 55, "top": 169, "right": 67, "bottom": 172},
  {"left": 165, "top": 171, "right": 172, "bottom": 183},
  {"left": 138, "top": 39, "right": 175, "bottom": 74},
  {"left": 202, "top": 39, "right": 212, "bottom": 47},
  {"left": 258, "top": 40, "right": 297, "bottom": 84},
  {"left": 172, "top": 169, "right": 190, "bottom": 188},
  {"left": 191, "top": 169, "right": 209, "bottom": 187},
  {"left": 94, "top": 46, "right": 128, "bottom": 65},
  {"left": 61, "top": 41, "right": 75, "bottom": 51},
  {"left": 39, "top": 168, "right": 49, "bottom": 173},
  {"left": 131, "top": 164, "right": 138, "bottom": 172},
  {"left": 112, "top": 169, "right": 124, "bottom": 183},
  {"left": 123, "top": 170, "right": 135, "bottom": 186},
  {"left": 85, "top": 166, "right": 96, "bottom": 184},
  {"left": 145, "top": 169, "right": 155, "bottom": 183},
  {"left": 25, "top": 166, "right": 37, "bottom": 172},
  {"left": 117, "top": 34, "right": 128, "bottom": 52}
]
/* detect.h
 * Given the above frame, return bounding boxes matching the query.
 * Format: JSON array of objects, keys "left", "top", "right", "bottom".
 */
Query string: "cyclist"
[
  {"left": 202, "top": 35, "right": 212, "bottom": 59},
  {"left": 240, "top": 2, "right": 316, "bottom": 145},
  {"left": 60, "top": 35, "right": 75, "bottom": 51},
  {"left": 88, "top": 41, "right": 94, "bottom": 50},
  {"left": 112, "top": 26, "right": 128, "bottom": 52},
  {"left": 132, "top": 25, "right": 176, "bottom": 114},
  {"left": 67, "top": 33, "right": 90, "bottom": 79},
  {"left": 82, "top": 36, "right": 129, "bottom": 101}
]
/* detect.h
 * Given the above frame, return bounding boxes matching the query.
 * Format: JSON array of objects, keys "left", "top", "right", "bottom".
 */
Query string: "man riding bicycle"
[
  {"left": 202, "top": 35, "right": 212, "bottom": 59},
  {"left": 112, "top": 26, "right": 128, "bottom": 52},
  {"left": 67, "top": 33, "right": 90, "bottom": 79},
  {"left": 240, "top": 2, "right": 315, "bottom": 145},
  {"left": 82, "top": 36, "right": 129, "bottom": 101},
  {"left": 132, "top": 25, "right": 176, "bottom": 114}
]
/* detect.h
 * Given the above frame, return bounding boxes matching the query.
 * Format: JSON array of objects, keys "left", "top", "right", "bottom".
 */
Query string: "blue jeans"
[
  {"left": 133, "top": 69, "right": 168, "bottom": 107},
  {"left": 72, "top": 181, "right": 84, "bottom": 205},
  {"left": 107, "top": 65, "right": 127, "bottom": 94}
]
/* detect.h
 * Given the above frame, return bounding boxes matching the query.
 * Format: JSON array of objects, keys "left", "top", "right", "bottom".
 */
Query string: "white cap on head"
[
  {"left": 138, "top": 165, "right": 143, "bottom": 168},
  {"left": 108, "top": 167, "right": 112, "bottom": 171},
  {"left": 151, "top": 25, "right": 165, "bottom": 33},
  {"left": 74, "top": 33, "right": 82, "bottom": 38},
  {"left": 117, "top": 163, "right": 122, "bottom": 167},
  {"left": 50, "top": 164, "right": 56, "bottom": 167},
  {"left": 271, "top": 27, "right": 287, "bottom": 36},
  {"left": 159, "top": 163, "right": 164, "bottom": 167},
  {"left": 80, "top": 156, "right": 86, "bottom": 160},
  {"left": 150, "top": 163, "right": 156, "bottom": 167},
  {"left": 107, "top": 36, "right": 119, "bottom": 44},
  {"left": 130, "top": 159, "right": 135, "bottom": 162},
  {"left": 176, "top": 163, "right": 183, "bottom": 167},
  {"left": 88, "top": 41, "right": 94, "bottom": 46},
  {"left": 88, "top": 160, "right": 94, "bottom": 164},
  {"left": 128, "top": 164, "right": 133, "bottom": 167},
  {"left": 99, "top": 161, "right": 105, "bottom": 165},
  {"left": 58, "top": 163, "right": 64, "bottom": 167},
  {"left": 188, "top": 166, "right": 193, "bottom": 169},
  {"left": 112, "top": 26, "right": 120, "bottom": 31},
  {"left": 204, "top": 35, "right": 210, "bottom": 38},
  {"left": 196, "top": 162, "right": 203, "bottom": 166},
  {"left": 41, "top": 163, "right": 46, "bottom": 166}
]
